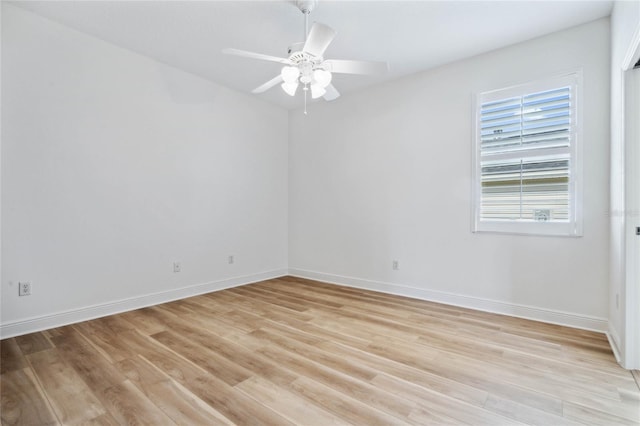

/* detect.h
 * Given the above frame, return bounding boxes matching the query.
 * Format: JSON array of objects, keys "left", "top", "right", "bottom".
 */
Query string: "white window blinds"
[{"left": 473, "top": 73, "right": 581, "bottom": 236}]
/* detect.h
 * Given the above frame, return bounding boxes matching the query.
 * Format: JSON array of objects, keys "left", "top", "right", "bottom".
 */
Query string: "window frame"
[{"left": 471, "top": 71, "right": 583, "bottom": 237}]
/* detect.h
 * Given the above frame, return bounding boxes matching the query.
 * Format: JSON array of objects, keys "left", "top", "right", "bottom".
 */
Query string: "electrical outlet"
[
  {"left": 173, "top": 262, "right": 181, "bottom": 273},
  {"left": 228, "top": 255, "right": 234, "bottom": 265},
  {"left": 19, "top": 282, "right": 31, "bottom": 296},
  {"left": 392, "top": 260, "right": 399, "bottom": 270}
]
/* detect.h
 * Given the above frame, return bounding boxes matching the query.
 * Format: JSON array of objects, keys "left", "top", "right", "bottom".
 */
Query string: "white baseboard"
[
  {"left": 288, "top": 268, "right": 608, "bottom": 333},
  {"left": 0, "top": 269, "right": 288, "bottom": 339},
  {"left": 3, "top": 268, "right": 608, "bottom": 339}
]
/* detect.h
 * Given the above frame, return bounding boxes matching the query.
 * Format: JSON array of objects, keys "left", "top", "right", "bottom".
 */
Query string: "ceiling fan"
[{"left": 223, "top": 0, "right": 388, "bottom": 111}]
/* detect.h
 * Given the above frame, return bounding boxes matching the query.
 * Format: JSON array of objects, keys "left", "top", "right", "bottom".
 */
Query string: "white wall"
[
  {"left": 0, "top": 5, "right": 616, "bottom": 339},
  {"left": 289, "top": 18, "right": 611, "bottom": 331},
  {"left": 609, "top": 0, "right": 640, "bottom": 367},
  {"left": 1, "top": 4, "right": 288, "bottom": 337}
]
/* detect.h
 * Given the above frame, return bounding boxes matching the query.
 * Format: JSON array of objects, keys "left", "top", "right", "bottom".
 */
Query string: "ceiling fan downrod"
[{"left": 295, "top": 0, "right": 317, "bottom": 39}]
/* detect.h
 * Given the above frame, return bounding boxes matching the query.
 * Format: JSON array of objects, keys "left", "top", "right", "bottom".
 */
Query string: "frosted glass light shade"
[
  {"left": 281, "top": 66, "right": 300, "bottom": 84},
  {"left": 310, "top": 84, "right": 326, "bottom": 99},
  {"left": 281, "top": 81, "right": 299, "bottom": 96},
  {"left": 313, "top": 69, "right": 332, "bottom": 88}
]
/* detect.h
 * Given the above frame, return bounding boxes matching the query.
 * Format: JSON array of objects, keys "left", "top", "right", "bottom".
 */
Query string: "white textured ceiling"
[{"left": 11, "top": 0, "right": 613, "bottom": 110}]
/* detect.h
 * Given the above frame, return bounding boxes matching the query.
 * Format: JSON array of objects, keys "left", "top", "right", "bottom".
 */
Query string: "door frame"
[{"left": 620, "top": 28, "right": 640, "bottom": 370}]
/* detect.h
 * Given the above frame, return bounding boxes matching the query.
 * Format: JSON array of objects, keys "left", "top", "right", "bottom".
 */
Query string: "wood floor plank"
[
  {"left": 482, "top": 393, "right": 581, "bottom": 425},
  {"left": 150, "top": 330, "right": 253, "bottom": 386},
  {"left": 114, "top": 356, "right": 167, "bottom": 388},
  {"left": 211, "top": 289, "right": 315, "bottom": 324},
  {"left": 14, "top": 332, "right": 52, "bottom": 356},
  {"left": 1, "top": 276, "right": 637, "bottom": 425},
  {"left": 176, "top": 373, "right": 296, "bottom": 426},
  {"left": 247, "top": 315, "right": 327, "bottom": 346},
  {"left": 220, "top": 295, "right": 375, "bottom": 349},
  {"left": 500, "top": 347, "right": 639, "bottom": 392},
  {"left": 407, "top": 406, "right": 468, "bottom": 425},
  {"left": 0, "top": 339, "right": 27, "bottom": 374},
  {"left": 79, "top": 413, "right": 121, "bottom": 426},
  {"left": 116, "top": 355, "right": 234, "bottom": 425},
  {"left": 443, "top": 342, "right": 637, "bottom": 415},
  {"left": 0, "top": 368, "right": 59, "bottom": 426},
  {"left": 26, "top": 348, "right": 106, "bottom": 424},
  {"left": 426, "top": 352, "right": 565, "bottom": 416},
  {"left": 123, "top": 334, "right": 295, "bottom": 425},
  {"left": 563, "top": 400, "right": 640, "bottom": 426},
  {"left": 51, "top": 328, "right": 127, "bottom": 392},
  {"left": 97, "top": 380, "right": 177, "bottom": 425},
  {"left": 228, "top": 286, "right": 312, "bottom": 312},
  {"left": 253, "top": 281, "right": 345, "bottom": 309},
  {"left": 116, "top": 354, "right": 236, "bottom": 424},
  {"left": 253, "top": 342, "right": 420, "bottom": 422},
  {"left": 289, "top": 376, "right": 409, "bottom": 425},
  {"left": 427, "top": 338, "right": 640, "bottom": 421},
  {"left": 117, "top": 308, "right": 167, "bottom": 336},
  {"left": 173, "top": 295, "right": 234, "bottom": 316},
  {"left": 371, "top": 372, "right": 523, "bottom": 426},
  {"left": 152, "top": 324, "right": 299, "bottom": 386},
  {"left": 72, "top": 320, "right": 138, "bottom": 363},
  {"left": 316, "top": 340, "right": 489, "bottom": 407},
  {"left": 250, "top": 326, "right": 376, "bottom": 382},
  {"left": 121, "top": 332, "right": 211, "bottom": 383},
  {"left": 236, "top": 375, "right": 350, "bottom": 425},
  {"left": 144, "top": 378, "right": 236, "bottom": 425}
]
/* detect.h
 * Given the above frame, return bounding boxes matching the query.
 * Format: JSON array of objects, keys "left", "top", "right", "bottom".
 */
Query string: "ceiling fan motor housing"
[
  {"left": 287, "top": 42, "right": 305, "bottom": 57},
  {"left": 287, "top": 42, "right": 322, "bottom": 63}
]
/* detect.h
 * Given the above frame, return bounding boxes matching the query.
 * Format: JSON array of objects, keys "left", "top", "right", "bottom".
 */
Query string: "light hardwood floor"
[{"left": 1, "top": 276, "right": 638, "bottom": 425}]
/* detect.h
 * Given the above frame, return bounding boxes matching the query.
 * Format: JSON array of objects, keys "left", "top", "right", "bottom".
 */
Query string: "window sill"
[{"left": 473, "top": 220, "right": 582, "bottom": 237}]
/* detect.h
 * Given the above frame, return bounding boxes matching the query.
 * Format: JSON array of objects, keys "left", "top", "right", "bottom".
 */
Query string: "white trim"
[
  {"left": 474, "top": 220, "right": 580, "bottom": 237},
  {"left": 289, "top": 268, "right": 608, "bottom": 333},
  {"left": 608, "top": 325, "right": 623, "bottom": 364},
  {"left": 622, "top": 21, "right": 640, "bottom": 70},
  {"left": 0, "top": 269, "right": 288, "bottom": 339},
  {"left": 615, "top": 18, "right": 640, "bottom": 370},
  {"left": 623, "top": 64, "right": 640, "bottom": 370}
]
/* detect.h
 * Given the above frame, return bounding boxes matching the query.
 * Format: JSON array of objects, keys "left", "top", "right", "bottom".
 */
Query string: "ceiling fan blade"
[
  {"left": 303, "top": 22, "right": 336, "bottom": 58},
  {"left": 223, "top": 48, "right": 292, "bottom": 65},
  {"left": 252, "top": 75, "right": 284, "bottom": 94},
  {"left": 323, "top": 59, "right": 388, "bottom": 75},
  {"left": 323, "top": 83, "right": 340, "bottom": 101}
]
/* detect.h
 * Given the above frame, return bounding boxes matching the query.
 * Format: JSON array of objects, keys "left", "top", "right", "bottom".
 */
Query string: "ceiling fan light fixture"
[
  {"left": 223, "top": 2, "right": 388, "bottom": 111},
  {"left": 310, "top": 84, "right": 326, "bottom": 99},
  {"left": 281, "top": 81, "right": 299, "bottom": 96},
  {"left": 281, "top": 66, "right": 300, "bottom": 84},
  {"left": 313, "top": 69, "right": 332, "bottom": 88}
]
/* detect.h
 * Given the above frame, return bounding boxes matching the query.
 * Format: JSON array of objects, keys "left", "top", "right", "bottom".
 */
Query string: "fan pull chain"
[{"left": 304, "top": 84, "right": 308, "bottom": 115}]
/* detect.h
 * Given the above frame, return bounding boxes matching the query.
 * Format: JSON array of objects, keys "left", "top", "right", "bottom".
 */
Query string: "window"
[{"left": 472, "top": 73, "right": 582, "bottom": 236}]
